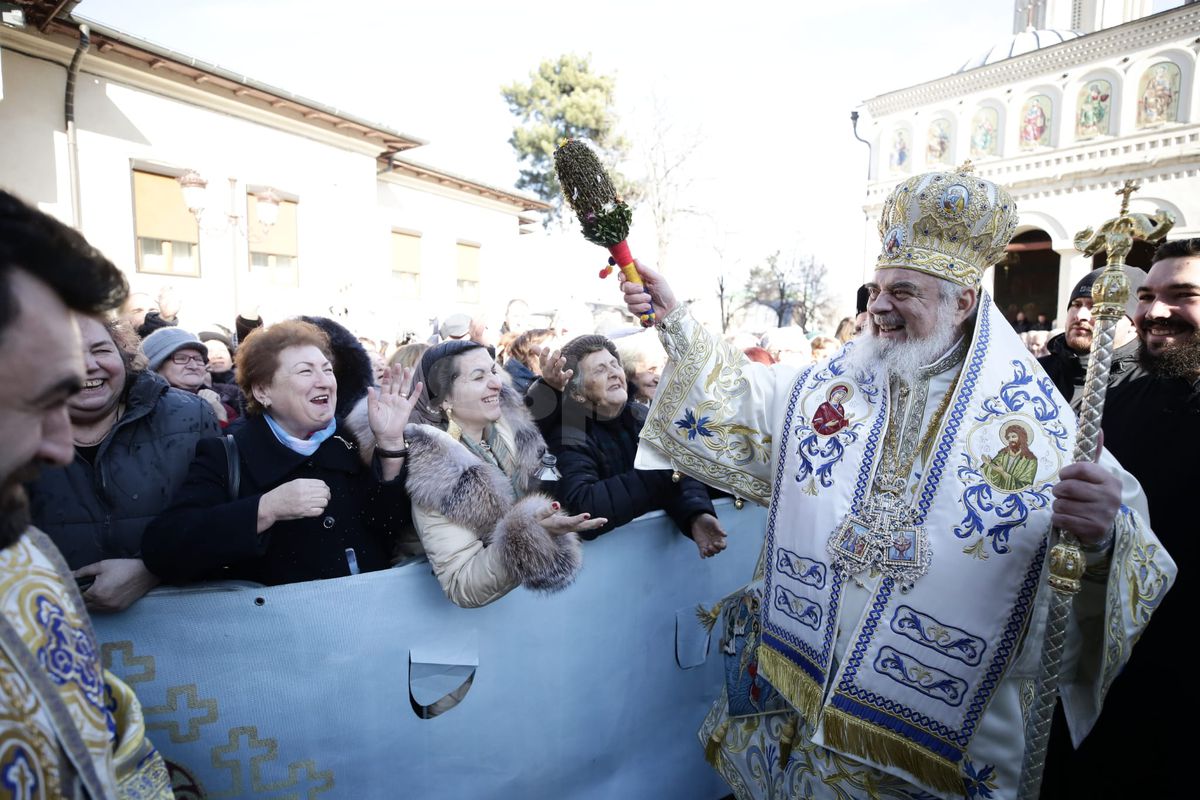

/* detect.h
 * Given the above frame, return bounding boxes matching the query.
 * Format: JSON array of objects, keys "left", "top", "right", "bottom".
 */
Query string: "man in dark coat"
[
  {"left": 527, "top": 335, "right": 728, "bottom": 558},
  {"left": 1038, "top": 265, "right": 1145, "bottom": 406},
  {"left": 1042, "top": 239, "right": 1198, "bottom": 799}
]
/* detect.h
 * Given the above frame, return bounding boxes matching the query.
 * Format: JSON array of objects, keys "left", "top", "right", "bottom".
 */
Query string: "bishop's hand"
[
  {"left": 1051, "top": 462, "right": 1121, "bottom": 547},
  {"left": 621, "top": 261, "right": 678, "bottom": 322}
]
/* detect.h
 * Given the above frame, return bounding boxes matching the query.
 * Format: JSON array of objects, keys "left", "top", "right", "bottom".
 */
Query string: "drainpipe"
[
  {"left": 851, "top": 110, "right": 876, "bottom": 285},
  {"left": 850, "top": 111, "right": 872, "bottom": 179},
  {"left": 65, "top": 23, "right": 90, "bottom": 229}
]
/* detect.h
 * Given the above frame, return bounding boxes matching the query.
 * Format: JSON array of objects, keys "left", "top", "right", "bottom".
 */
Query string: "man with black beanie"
[{"left": 1037, "top": 265, "right": 1145, "bottom": 406}]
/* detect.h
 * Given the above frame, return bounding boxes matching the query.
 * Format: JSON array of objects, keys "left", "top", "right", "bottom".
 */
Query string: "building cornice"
[
  {"left": 378, "top": 164, "right": 549, "bottom": 215},
  {"left": 863, "top": 6, "right": 1200, "bottom": 117},
  {"left": 0, "top": 27, "right": 394, "bottom": 158}
]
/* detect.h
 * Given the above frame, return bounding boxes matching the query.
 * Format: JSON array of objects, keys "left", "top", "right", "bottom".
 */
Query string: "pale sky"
[{"left": 79, "top": 0, "right": 1016, "bottom": 322}]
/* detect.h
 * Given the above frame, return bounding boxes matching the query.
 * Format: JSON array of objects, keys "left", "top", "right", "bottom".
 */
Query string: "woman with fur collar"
[{"left": 350, "top": 340, "right": 603, "bottom": 608}]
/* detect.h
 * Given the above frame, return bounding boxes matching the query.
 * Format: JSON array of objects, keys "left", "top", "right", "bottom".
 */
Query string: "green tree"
[{"left": 502, "top": 54, "right": 633, "bottom": 224}]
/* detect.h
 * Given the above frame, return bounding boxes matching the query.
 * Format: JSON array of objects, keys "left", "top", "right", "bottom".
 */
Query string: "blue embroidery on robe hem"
[
  {"left": 762, "top": 365, "right": 842, "bottom": 673},
  {"left": 963, "top": 758, "right": 999, "bottom": 799},
  {"left": 34, "top": 594, "right": 106, "bottom": 714},
  {"left": 776, "top": 550, "right": 827, "bottom": 589},
  {"left": 774, "top": 586, "right": 822, "bottom": 630},
  {"left": 873, "top": 647, "right": 968, "bottom": 707},
  {"left": 0, "top": 747, "right": 41, "bottom": 797},
  {"left": 675, "top": 409, "right": 713, "bottom": 440},
  {"left": 891, "top": 605, "right": 987, "bottom": 666}
]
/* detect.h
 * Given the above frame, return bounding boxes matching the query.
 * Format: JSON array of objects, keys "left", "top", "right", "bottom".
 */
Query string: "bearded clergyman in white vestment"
[{"left": 621, "top": 167, "right": 1175, "bottom": 800}]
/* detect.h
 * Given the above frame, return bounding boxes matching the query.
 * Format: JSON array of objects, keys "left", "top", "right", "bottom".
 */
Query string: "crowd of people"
[{"left": 1, "top": 166, "right": 1195, "bottom": 798}]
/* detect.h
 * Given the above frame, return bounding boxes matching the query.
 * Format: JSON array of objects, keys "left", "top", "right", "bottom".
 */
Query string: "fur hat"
[
  {"left": 141, "top": 326, "right": 206, "bottom": 372},
  {"left": 299, "top": 315, "right": 374, "bottom": 419}
]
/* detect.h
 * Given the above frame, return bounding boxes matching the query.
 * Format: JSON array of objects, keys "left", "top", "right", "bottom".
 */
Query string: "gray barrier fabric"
[{"left": 95, "top": 502, "right": 765, "bottom": 799}]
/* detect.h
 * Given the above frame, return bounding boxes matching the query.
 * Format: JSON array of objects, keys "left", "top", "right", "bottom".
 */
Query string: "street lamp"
[
  {"left": 178, "top": 169, "right": 208, "bottom": 217},
  {"left": 177, "top": 169, "right": 280, "bottom": 233}
]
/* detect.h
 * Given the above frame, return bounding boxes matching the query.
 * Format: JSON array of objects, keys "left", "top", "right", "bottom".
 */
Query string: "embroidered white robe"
[{"left": 636, "top": 300, "right": 1175, "bottom": 800}]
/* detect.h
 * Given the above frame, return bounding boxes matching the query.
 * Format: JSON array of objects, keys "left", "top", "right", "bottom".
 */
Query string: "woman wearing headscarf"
[
  {"left": 142, "top": 319, "right": 415, "bottom": 586},
  {"left": 27, "top": 316, "right": 220, "bottom": 610},
  {"left": 348, "top": 340, "right": 601, "bottom": 608}
]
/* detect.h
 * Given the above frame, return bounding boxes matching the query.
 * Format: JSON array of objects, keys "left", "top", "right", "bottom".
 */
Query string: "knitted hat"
[
  {"left": 141, "top": 327, "right": 206, "bottom": 372},
  {"left": 1069, "top": 266, "right": 1146, "bottom": 319}
]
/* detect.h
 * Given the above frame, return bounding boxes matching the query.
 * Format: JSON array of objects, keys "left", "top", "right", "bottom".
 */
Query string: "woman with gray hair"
[
  {"left": 27, "top": 316, "right": 220, "bottom": 610},
  {"left": 350, "top": 339, "right": 603, "bottom": 607},
  {"left": 529, "top": 335, "right": 728, "bottom": 558}
]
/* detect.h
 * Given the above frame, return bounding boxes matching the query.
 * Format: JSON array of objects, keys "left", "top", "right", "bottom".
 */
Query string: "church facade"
[{"left": 858, "top": 0, "right": 1200, "bottom": 325}]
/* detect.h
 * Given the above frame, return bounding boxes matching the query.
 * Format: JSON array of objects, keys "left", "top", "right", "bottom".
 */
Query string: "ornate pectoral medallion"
[{"left": 829, "top": 489, "right": 931, "bottom": 593}]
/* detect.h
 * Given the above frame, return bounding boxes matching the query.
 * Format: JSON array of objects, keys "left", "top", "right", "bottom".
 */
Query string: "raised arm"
[{"left": 622, "top": 263, "right": 787, "bottom": 506}]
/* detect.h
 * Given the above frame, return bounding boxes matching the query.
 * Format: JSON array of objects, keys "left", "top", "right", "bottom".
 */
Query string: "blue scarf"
[{"left": 264, "top": 413, "right": 337, "bottom": 456}]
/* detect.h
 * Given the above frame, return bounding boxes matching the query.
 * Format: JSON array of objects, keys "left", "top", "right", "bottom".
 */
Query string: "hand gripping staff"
[
  {"left": 553, "top": 138, "right": 655, "bottom": 326},
  {"left": 1017, "top": 181, "right": 1174, "bottom": 799}
]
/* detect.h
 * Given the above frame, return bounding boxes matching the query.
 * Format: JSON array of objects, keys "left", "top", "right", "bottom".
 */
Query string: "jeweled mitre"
[{"left": 876, "top": 166, "right": 1018, "bottom": 287}]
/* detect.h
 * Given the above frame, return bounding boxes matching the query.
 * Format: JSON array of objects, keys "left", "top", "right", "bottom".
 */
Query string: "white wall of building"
[{"left": 0, "top": 30, "right": 538, "bottom": 344}]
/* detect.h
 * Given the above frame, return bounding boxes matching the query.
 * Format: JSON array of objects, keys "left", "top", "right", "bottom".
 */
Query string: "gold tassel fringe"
[
  {"left": 823, "top": 705, "right": 962, "bottom": 796},
  {"left": 778, "top": 713, "right": 798, "bottom": 769},
  {"left": 705, "top": 720, "right": 730, "bottom": 766},
  {"left": 757, "top": 645, "right": 824, "bottom": 724}
]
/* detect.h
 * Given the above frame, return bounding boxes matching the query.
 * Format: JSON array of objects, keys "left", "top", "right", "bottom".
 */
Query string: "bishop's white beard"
[{"left": 845, "top": 293, "right": 963, "bottom": 385}]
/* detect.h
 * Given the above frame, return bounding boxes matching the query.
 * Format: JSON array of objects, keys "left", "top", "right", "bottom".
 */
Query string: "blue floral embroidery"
[
  {"left": 873, "top": 646, "right": 968, "bottom": 707},
  {"left": 975, "top": 361, "right": 1069, "bottom": 453},
  {"left": 34, "top": 594, "right": 113, "bottom": 737},
  {"left": 793, "top": 349, "right": 879, "bottom": 493},
  {"left": 891, "top": 605, "right": 987, "bottom": 666},
  {"left": 955, "top": 453, "right": 1054, "bottom": 555},
  {"left": 962, "top": 758, "right": 998, "bottom": 799},
  {"left": 794, "top": 422, "right": 861, "bottom": 491},
  {"left": 675, "top": 409, "right": 714, "bottom": 440}
]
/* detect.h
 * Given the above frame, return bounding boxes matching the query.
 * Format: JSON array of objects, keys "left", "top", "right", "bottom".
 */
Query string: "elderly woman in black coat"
[
  {"left": 27, "top": 316, "right": 220, "bottom": 610},
  {"left": 528, "top": 335, "right": 729, "bottom": 558},
  {"left": 142, "top": 319, "right": 417, "bottom": 586}
]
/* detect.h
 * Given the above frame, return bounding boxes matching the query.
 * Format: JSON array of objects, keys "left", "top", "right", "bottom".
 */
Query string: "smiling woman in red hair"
[{"left": 142, "top": 319, "right": 419, "bottom": 586}]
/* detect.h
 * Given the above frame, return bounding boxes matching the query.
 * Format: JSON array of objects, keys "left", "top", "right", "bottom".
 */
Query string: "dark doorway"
[{"left": 996, "top": 229, "right": 1060, "bottom": 327}]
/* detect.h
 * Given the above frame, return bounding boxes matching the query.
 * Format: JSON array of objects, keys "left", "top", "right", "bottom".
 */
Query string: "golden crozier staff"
[{"left": 1017, "top": 180, "right": 1174, "bottom": 798}]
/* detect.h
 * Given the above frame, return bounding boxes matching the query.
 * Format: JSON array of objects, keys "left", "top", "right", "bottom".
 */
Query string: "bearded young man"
[
  {"left": 621, "top": 168, "right": 1174, "bottom": 800},
  {"left": 1042, "top": 238, "right": 1200, "bottom": 799},
  {"left": 0, "top": 190, "right": 172, "bottom": 798}
]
